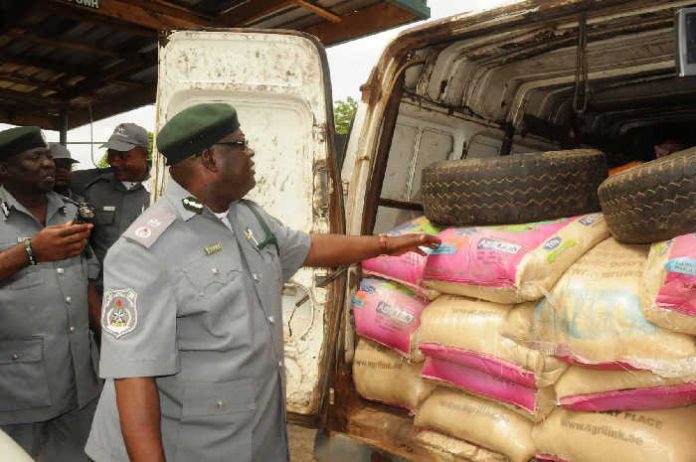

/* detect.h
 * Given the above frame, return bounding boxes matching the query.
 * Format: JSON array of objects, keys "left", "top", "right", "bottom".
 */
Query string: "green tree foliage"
[
  {"left": 96, "top": 131, "right": 154, "bottom": 168},
  {"left": 334, "top": 97, "right": 358, "bottom": 135}
]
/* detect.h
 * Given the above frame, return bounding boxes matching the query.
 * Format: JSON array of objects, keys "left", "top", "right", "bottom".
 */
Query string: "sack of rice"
[
  {"left": 352, "top": 278, "right": 428, "bottom": 360},
  {"left": 415, "top": 388, "right": 535, "bottom": 462},
  {"left": 507, "top": 239, "right": 696, "bottom": 376},
  {"left": 533, "top": 406, "right": 696, "bottom": 462},
  {"left": 353, "top": 338, "right": 434, "bottom": 411},
  {"left": 362, "top": 216, "right": 443, "bottom": 296},
  {"left": 421, "top": 357, "right": 556, "bottom": 422},
  {"left": 419, "top": 296, "right": 567, "bottom": 388},
  {"left": 416, "top": 431, "right": 507, "bottom": 462},
  {"left": 423, "top": 214, "right": 608, "bottom": 303},
  {"left": 643, "top": 233, "right": 696, "bottom": 335},
  {"left": 555, "top": 366, "right": 696, "bottom": 412}
]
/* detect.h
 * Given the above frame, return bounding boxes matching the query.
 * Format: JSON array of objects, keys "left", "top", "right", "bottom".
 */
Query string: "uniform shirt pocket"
[
  {"left": 179, "top": 256, "right": 243, "bottom": 311},
  {"left": 175, "top": 378, "right": 256, "bottom": 462},
  {"left": 0, "top": 338, "right": 52, "bottom": 411},
  {"left": 0, "top": 265, "right": 43, "bottom": 291}
]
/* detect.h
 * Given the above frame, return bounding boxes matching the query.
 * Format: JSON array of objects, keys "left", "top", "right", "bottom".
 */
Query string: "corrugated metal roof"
[{"left": 0, "top": 0, "right": 429, "bottom": 130}]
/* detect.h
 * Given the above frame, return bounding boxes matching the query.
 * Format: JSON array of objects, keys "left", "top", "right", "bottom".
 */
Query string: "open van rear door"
[{"left": 153, "top": 29, "right": 346, "bottom": 424}]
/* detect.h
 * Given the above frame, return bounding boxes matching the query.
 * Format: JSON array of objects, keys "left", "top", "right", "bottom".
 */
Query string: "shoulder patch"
[
  {"left": 123, "top": 205, "right": 177, "bottom": 248},
  {"left": 102, "top": 288, "right": 138, "bottom": 339}
]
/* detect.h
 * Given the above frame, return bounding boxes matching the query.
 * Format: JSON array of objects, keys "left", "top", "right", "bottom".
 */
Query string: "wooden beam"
[
  {"left": 304, "top": 2, "right": 416, "bottom": 46},
  {"left": 0, "top": 106, "right": 61, "bottom": 130},
  {"left": 111, "top": 79, "right": 147, "bottom": 88},
  {"left": 118, "top": 0, "right": 217, "bottom": 23},
  {"left": 0, "top": 73, "right": 66, "bottom": 93},
  {"left": 222, "top": 0, "right": 293, "bottom": 26},
  {"left": 0, "top": 88, "right": 61, "bottom": 106},
  {"left": 0, "top": 49, "right": 153, "bottom": 98},
  {"left": 3, "top": 28, "right": 152, "bottom": 70},
  {"left": 0, "top": 0, "right": 41, "bottom": 35},
  {"left": 293, "top": 0, "right": 341, "bottom": 23},
  {"left": 42, "top": 2, "right": 155, "bottom": 37},
  {"left": 57, "top": 52, "right": 156, "bottom": 101},
  {"left": 3, "top": 29, "right": 123, "bottom": 58},
  {"left": 68, "top": 84, "right": 156, "bottom": 129},
  {"left": 49, "top": 0, "right": 215, "bottom": 31},
  {"left": 0, "top": 51, "right": 85, "bottom": 78}
]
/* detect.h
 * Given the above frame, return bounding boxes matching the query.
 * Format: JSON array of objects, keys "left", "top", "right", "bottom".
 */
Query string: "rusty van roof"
[{"left": 361, "top": 0, "right": 696, "bottom": 148}]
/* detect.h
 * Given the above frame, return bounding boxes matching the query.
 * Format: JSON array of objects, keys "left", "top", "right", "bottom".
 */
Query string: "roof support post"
[{"left": 60, "top": 102, "right": 69, "bottom": 145}]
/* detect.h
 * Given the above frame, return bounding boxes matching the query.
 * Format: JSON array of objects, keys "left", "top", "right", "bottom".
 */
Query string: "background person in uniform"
[
  {"left": 48, "top": 142, "right": 81, "bottom": 200},
  {"left": 85, "top": 103, "right": 440, "bottom": 462},
  {"left": 71, "top": 123, "right": 150, "bottom": 288},
  {"left": 0, "top": 126, "right": 102, "bottom": 460}
]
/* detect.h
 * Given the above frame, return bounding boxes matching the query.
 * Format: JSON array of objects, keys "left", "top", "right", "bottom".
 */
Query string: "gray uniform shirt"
[
  {"left": 0, "top": 187, "right": 101, "bottom": 425},
  {"left": 86, "top": 180, "right": 311, "bottom": 462},
  {"left": 75, "top": 171, "right": 150, "bottom": 267}
]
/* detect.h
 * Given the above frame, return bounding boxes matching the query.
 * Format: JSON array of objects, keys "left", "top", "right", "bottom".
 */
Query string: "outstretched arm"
[{"left": 303, "top": 233, "right": 440, "bottom": 268}]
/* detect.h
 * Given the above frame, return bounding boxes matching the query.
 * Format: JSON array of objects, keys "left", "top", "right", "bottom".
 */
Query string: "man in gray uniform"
[
  {"left": 86, "top": 103, "right": 439, "bottom": 462},
  {"left": 71, "top": 123, "right": 150, "bottom": 284},
  {"left": 0, "top": 126, "right": 101, "bottom": 460},
  {"left": 48, "top": 142, "right": 81, "bottom": 200}
]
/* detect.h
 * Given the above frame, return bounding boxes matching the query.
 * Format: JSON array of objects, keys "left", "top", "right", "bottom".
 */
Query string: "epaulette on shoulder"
[{"left": 122, "top": 204, "right": 177, "bottom": 248}]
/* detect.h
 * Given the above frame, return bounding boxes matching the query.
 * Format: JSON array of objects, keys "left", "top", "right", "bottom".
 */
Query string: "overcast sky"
[{"left": 0, "top": 0, "right": 514, "bottom": 167}]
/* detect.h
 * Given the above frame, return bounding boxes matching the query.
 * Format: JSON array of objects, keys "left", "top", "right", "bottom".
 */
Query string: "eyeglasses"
[{"left": 214, "top": 139, "right": 249, "bottom": 148}]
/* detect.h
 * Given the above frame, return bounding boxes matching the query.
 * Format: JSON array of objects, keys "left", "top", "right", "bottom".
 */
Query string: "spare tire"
[
  {"left": 598, "top": 148, "right": 696, "bottom": 244},
  {"left": 421, "top": 149, "right": 607, "bottom": 226}
]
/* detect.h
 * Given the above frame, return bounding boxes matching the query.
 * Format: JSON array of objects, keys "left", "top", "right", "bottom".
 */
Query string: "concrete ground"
[{"left": 289, "top": 425, "right": 318, "bottom": 462}]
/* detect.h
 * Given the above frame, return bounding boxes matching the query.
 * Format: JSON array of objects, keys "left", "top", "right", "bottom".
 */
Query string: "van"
[{"left": 153, "top": 1, "right": 696, "bottom": 460}]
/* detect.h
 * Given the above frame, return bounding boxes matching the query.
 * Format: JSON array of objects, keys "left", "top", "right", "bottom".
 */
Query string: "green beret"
[
  {"left": 0, "top": 126, "right": 47, "bottom": 161},
  {"left": 156, "top": 103, "right": 240, "bottom": 165}
]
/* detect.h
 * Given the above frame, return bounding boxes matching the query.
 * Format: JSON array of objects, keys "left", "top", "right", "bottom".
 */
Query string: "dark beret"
[
  {"left": 0, "top": 126, "right": 47, "bottom": 161},
  {"left": 156, "top": 103, "right": 240, "bottom": 165}
]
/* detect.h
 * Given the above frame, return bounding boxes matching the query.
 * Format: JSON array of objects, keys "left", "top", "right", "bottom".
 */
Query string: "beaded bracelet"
[
  {"left": 23, "top": 238, "right": 36, "bottom": 266},
  {"left": 378, "top": 233, "right": 389, "bottom": 255}
]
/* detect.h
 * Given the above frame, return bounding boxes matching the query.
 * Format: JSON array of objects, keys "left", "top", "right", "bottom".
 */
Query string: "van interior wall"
[
  {"left": 372, "top": 99, "right": 558, "bottom": 234},
  {"left": 369, "top": 1, "right": 696, "bottom": 235}
]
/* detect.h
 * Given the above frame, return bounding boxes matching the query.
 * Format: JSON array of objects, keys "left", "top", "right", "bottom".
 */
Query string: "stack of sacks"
[
  {"left": 352, "top": 218, "right": 442, "bottom": 410},
  {"left": 417, "top": 296, "right": 566, "bottom": 421},
  {"left": 415, "top": 388, "right": 536, "bottom": 462},
  {"left": 409, "top": 214, "right": 608, "bottom": 460},
  {"left": 501, "top": 237, "right": 696, "bottom": 461},
  {"left": 352, "top": 338, "right": 434, "bottom": 412},
  {"left": 504, "top": 238, "right": 696, "bottom": 377},
  {"left": 362, "top": 216, "right": 442, "bottom": 298},
  {"left": 643, "top": 232, "right": 696, "bottom": 335}
]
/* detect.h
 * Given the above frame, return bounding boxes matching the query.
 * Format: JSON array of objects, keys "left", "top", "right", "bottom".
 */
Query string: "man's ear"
[
  {"left": 0, "top": 161, "right": 8, "bottom": 178},
  {"left": 200, "top": 148, "right": 218, "bottom": 172}
]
